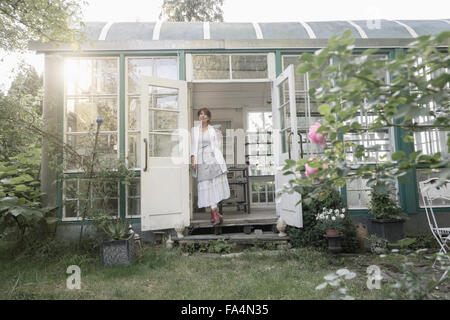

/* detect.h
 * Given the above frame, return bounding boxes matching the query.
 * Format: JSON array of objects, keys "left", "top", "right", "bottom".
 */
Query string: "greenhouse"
[{"left": 31, "top": 19, "right": 450, "bottom": 240}]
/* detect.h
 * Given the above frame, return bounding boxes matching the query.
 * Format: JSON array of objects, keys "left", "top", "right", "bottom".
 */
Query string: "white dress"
[{"left": 197, "top": 130, "right": 230, "bottom": 208}]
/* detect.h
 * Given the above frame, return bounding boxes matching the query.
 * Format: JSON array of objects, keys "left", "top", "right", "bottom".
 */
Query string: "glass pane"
[
  {"left": 260, "top": 192, "right": 266, "bottom": 203},
  {"left": 154, "top": 58, "right": 178, "bottom": 79},
  {"left": 92, "top": 180, "right": 119, "bottom": 198},
  {"left": 193, "top": 55, "right": 230, "bottom": 80},
  {"left": 414, "top": 129, "right": 449, "bottom": 158},
  {"left": 65, "top": 59, "right": 93, "bottom": 95},
  {"left": 128, "top": 179, "right": 141, "bottom": 197},
  {"left": 97, "top": 133, "right": 118, "bottom": 162},
  {"left": 92, "top": 59, "right": 118, "bottom": 94},
  {"left": 128, "top": 97, "right": 140, "bottom": 130},
  {"left": 416, "top": 168, "right": 450, "bottom": 208},
  {"left": 149, "top": 110, "right": 179, "bottom": 131},
  {"left": 92, "top": 198, "right": 118, "bottom": 216},
  {"left": 148, "top": 133, "right": 181, "bottom": 157},
  {"left": 66, "top": 98, "right": 91, "bottom": 133},
  {"left": 346, "top": 178, "right": 370, "bottom": 209},
  {"left": 151, "top": 93, "right": 179, "bottom": 110},
  {"left": 127, "top": 58, "right": 153, "bottom": 94},
  {"left": 64, "top": 200, "right": 78, "bottom": 218},
  {"left": 268, "top": 192, "right": 274, "bottom": 203},
  {"left": 283, "top": 56, "right": 306, "bottom": 91},
  {"left": 64, "top": 180, "right": 78, "bottom": 199},
  {"left": 93, "top": 98, "right": 117, "bottom": 131},
  {"left": 128, "top": 198, "right": 140, "bottom": 216},
  {"left": 252, "top": 193, "right": 259, "bottom": 203},
  {"left": 127, "top": 132, "right": 140, "bottom": 168},
  {"left": 65, "top": 134, "right": 91, "bottom": 169},
  {"left": 231, "top": 55, "right": 268, "bottom": 79}
]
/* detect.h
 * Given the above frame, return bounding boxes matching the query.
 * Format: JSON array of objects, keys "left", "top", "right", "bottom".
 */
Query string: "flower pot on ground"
[
  {"left": 325, "top": 234, "right": 343, "bottom": 254},
  {"left": 316, "top": 207, "right": 347, "bottom": 253},
  {"left": 101, "top": 233, "right": 136, "bottom": 266},
  {"left": 368, "top": 183, "right": 406, "bottom": 243},
  {"left": 96, "top": 216, "right": 136, "bottom": 266}
]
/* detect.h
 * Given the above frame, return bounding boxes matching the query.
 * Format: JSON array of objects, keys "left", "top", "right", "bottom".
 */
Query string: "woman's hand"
[{"left": 191, "top": 156, "right": 197, "bottom": 170}]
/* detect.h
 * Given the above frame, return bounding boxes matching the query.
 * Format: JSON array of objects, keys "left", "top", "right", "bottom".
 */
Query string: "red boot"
[{"left": 212, "top": 208, "right": 223, "bottom": 226}]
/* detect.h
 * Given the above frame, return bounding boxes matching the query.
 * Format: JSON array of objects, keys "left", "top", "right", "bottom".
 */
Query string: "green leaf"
[
  {"left": 392, "top": 151, "right": 406, "bottom": 161},
  {"left": 318, "top": 104, "right": 331, "bottom": 116}
]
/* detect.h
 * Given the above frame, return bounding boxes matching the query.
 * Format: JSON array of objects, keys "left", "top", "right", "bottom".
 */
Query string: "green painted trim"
[
  {"left": 178, "top": 50, "right": 186, "bottom": 80},
  {"left": 119, "top": 54, "right": 126, "bottom": 218},
  {"left": 275, "top": 50, "right": 282, "bottom": 76},
  {"left": 53, "top": 51, "right": 179, "bottom": 56}
]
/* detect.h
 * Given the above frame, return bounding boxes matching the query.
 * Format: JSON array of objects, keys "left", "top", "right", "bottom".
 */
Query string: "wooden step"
[
  {"left": 174, "top": 231, "right": 289, "bottom": 244},
  {"left": 190, "top": 217, "right": 278, "bottom": 229}
]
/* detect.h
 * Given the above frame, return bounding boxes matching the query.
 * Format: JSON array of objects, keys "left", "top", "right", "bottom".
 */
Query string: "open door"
[
  {"left": 272, "top": 64, "right": 303, "bottom": 228},
  {"left": 140, "top": 77, "right": 190, "bottom": 231}
]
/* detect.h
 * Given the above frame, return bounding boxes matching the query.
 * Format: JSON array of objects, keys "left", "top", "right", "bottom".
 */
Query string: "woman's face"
[{"left": 198, "top": 111, "right": 210, "bottom": 123}]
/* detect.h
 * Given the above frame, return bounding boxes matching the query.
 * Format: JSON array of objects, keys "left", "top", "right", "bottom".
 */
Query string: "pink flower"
[
  {"left": 305, "top": 163, "right": 319, "bottom": 178},
  {"left": 305, "top": 161, "right": 329, "bottom": 178},
  {"left": 308, "top": 122, "right": 326, "bottom": 147}
]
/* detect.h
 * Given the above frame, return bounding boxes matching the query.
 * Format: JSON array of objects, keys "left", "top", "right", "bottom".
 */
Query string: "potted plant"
[
  {"left": 368, "top": 182, "right": 406, "bottom": 243},
  {"left": 96, "top": 215, "right": 137, "bottom": 266},
  {"left": 316, "top": 207, "right": 347, "bottom": 253}
]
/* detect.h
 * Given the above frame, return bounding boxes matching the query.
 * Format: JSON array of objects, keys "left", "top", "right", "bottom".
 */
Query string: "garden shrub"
[{"left": 287, "top": 187, "right": 359, "bottom": 253}]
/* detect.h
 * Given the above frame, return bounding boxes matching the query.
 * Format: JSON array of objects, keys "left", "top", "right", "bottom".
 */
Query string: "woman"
[{"left": 190, "top": 108, "right": 230, "bottom": 226}]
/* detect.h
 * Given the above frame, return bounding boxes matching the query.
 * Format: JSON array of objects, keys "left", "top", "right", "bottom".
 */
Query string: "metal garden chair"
[{"left": 419, "top": 178, "right": 450, "bottom": 280}]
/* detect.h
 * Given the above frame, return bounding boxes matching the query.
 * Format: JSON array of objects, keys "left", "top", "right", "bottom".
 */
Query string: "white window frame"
[
  {"left": 125, "top": 55, "right": 179, "bottom": 171},
  {"left": 186, "top": 53, "right": 275, "bottom": 82},
  {"left": 62, "top": 57, "right": 120, "bottom": 221}
]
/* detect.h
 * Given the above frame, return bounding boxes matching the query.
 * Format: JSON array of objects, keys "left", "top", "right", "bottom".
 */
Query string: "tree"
[
  {"left": 159, "top": 0, "right": 224, "bottom": 22},
  {"left": 0, "top": 0, "right": 86, "bottom": 51},
  {"left": 282, "top": 30, "right": 449, "bottom": 204},
  {"left": 0, "top": 63, "right": 43, "bottom": 160}
]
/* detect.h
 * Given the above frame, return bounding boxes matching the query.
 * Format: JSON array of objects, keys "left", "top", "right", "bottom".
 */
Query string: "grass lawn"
[{"left": 0, "top": 241, "right": 447, "bottom": 300}]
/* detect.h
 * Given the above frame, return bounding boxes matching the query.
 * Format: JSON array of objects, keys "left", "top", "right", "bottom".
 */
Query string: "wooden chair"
[{"left": 419, "top": 178, "right": 450, "bottom": 280}]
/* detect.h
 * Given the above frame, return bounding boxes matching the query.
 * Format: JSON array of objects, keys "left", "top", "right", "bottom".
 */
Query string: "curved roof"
[{"left": 85, "top": 20, "right": 450, "bottom": 41}]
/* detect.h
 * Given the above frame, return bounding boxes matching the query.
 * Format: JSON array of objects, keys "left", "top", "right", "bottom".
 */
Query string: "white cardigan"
[{"left": 190, "top": 124, "right": 227, "bottom": 174}]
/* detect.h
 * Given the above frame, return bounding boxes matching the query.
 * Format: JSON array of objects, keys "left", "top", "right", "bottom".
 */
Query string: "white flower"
[
  {"left": 340, "top": 214, "right": 345, "bottom": 218},
  {"left": 331, "top": 216, "right": 336, "bottom": 221},
  {"left": 315, "top": 282, "right": 328, "bottom": 290},
  {"left": 391, "top": 249, "right": 399, "bottom": 253},
  {"left": 344, "top": 272, "right": 357, "bottom": 280},
  {"left": 324, "top": 273, "right": 338, "bottom": 281},
  {"left": 334, "top": 209, "right": 339, "bottom": 214},
  {"left": 379, "top": 254, "right": 387, "bottom": 258},
  {"left": 342, "top": 208, "right": 346, "bottom": 213},
  {"left": 336, "top": 269, "right": 350, "bottom": 276},
  {"left": 338, "top": 288, "right": 347, "bottom": 295},
  {"left": 325, "top": 216, "right": 329, "bottom": 220}
]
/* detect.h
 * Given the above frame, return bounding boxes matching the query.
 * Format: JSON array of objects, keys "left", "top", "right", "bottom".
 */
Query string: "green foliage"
[
  {"left": 287, "top": 187, "right": 359, "bottom": 253},
  {"left": 181, "top": 239, "right": 233, "bottom": 254},
  {"left": 285, "top": 30, "right": 450, "bottom": 204},
  {"left": 406, "top": 232, "right": 440, "bottom": 250},
  {"left": 387, "top": 250, "right": 449, "bottom": 300},
  {"left": 0, "top": 64, "right": 43, "bottom": 160},
  {"left": 95, "top": 216, "right": 129, "bottom": 241},
  {"left": 160, "top": 0, "right": 224, "bottom": 22},
  {"left": 368, "top": 184, "right": 404, "bottom": 220},
  {"left": 0, "top": 0, "right": 86, "bottom": 51}
]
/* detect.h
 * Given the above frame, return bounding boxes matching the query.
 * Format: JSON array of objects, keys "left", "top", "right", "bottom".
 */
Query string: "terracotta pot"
[{"left": 325, "top": 229, "right": 341, "bottom": 236}]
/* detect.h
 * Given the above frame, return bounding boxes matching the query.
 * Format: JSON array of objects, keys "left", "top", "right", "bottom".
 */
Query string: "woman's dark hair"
[{"left": 197, "top": 108, "right": 211, "bottom": 124}]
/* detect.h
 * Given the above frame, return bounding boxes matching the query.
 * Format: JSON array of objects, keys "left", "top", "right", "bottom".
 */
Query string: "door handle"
[
  {"left": 297, "top": 130, "right": 304, "bottom": 159},
  {"left": 144, "top": 138, "right": 148, "bottom": 172},
  {"left": 287, "top": 131, "right": 292, "bottom": 159}
]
